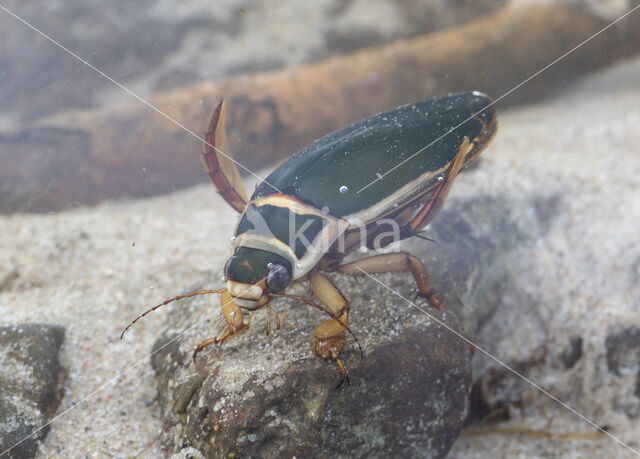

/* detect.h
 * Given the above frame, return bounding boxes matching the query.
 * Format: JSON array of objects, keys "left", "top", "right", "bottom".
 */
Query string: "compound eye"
[{"left": 265, "top": 263, "right": 291, "bottom": 293}]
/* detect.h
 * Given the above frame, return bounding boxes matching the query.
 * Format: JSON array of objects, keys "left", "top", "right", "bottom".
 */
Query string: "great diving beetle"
[{"left": 122, "top": 91, "right": 497, "bottom": 386}]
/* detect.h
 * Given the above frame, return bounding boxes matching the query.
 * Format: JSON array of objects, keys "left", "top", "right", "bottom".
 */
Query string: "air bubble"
[
  {"left": 339, "top": 185, "right": 348, "bottom": 194},
  {"left": 437, "top": 176, "right": 444, "bottom": 182}
]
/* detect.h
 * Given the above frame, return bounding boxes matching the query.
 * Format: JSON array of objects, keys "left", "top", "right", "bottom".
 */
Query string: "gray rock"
[
  {"left": 466, "top": 345, "right": 548, "bottom": 426},
  {"left": 560, "top": 335, "right": 584, "bottom": 370},
  {"left": 153, "top": 312, "right": 471, "bottom": 458},
  {"left": 605, "top": 326, "right": 640, "bottom": 403},
  {"left": 150, "top": 188, "right": 548, "bottom": 457},
  {"left": 605, "top": 328, "right": 640, "bottom": 377},
  {"left": 0, "top": 323, "right": 65, "bottom": 458}
]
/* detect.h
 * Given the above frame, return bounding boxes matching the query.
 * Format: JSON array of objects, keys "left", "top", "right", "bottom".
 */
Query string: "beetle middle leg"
[
  {"left": 194, "top": 289, "right": 249, "bottom": 360},
  {"left": 337, "top": 252, "right": 444, "bottom": 310},
  {"left": 309, "top": 272, "right": 351, "bottom": 387}
]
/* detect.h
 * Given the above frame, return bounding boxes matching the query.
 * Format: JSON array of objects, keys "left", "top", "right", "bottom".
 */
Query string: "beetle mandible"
[{"left": 122, "top": 92, "right": 497, "bottom": 386}]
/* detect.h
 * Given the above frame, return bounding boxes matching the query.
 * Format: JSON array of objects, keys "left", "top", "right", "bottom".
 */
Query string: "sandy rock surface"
[
  {"left": 0, "top": 55, "right": 639, "bottom": 457},
  {"left": 449, "top": 57, "right": 640, "bottom": 458}
]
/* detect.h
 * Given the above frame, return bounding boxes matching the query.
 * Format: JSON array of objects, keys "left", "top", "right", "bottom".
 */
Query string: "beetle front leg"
[
  {"left": 338, "top": 252, "right": 444, "bottom": 310},
  {"left": 194, "top": 289, "right": 249, "bottom": 360},
  {"left": 309, "top": 272, "right": 351, "bottom": 387}
]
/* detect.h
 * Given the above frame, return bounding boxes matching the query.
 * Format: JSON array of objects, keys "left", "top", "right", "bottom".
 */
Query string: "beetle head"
[{"left": 224, "top": 247, "right": 292, "bottom": 310}]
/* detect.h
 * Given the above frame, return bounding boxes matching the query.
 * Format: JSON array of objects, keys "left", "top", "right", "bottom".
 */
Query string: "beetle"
[{"left": 122, "top": 91, "right": 497, "bottom": 386}]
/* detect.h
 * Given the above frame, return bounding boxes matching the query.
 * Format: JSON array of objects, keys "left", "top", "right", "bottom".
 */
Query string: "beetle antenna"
[
  {"left": 271, "top": 293, "right": 364, "bottom": 358},
  {"left": 121, "top": 288, "right": 226, "bottom": 339}
]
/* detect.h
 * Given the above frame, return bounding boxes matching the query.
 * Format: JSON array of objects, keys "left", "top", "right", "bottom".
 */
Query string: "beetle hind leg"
[
  {"left": 309, "top": 272, "right": 351, "bottom": 387},
  {"left": 338, "top": 252, "right": 444, "bottom": 310}
]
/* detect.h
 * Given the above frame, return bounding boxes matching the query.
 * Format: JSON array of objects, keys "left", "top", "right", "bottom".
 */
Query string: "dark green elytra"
[
  {"left": 253, "top": 92, "right": 496, "bottom": 217},
  {"left": 227, "top": 92, "right": 497, "bottom": 285}
]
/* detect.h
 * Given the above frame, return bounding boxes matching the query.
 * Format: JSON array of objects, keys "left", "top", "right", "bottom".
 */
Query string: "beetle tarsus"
[
  {"left": 423, "top": 290, "right": 444, "bottom": 310},
  {"left": 193, "top": 337, "right": 216, "bottom": 362},
  {"left": 192, "top": 322, "right": 249, "bottom": 362},
  {"left": 332, "top": 351, "right": 350, "bottom": 389}
]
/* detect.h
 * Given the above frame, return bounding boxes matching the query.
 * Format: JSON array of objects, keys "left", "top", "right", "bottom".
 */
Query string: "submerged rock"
[
  {"left": 0, "top": 323, "right": 65, "bottom": 458},
  {"left": 605, "top": 327, "right": 640, "bottom": 377},
  {"left": 154, "top": 311, "right": 470, "bottom": 458},
  {"left": 605, "top": 328, "right": 640, "bottom": 404}
]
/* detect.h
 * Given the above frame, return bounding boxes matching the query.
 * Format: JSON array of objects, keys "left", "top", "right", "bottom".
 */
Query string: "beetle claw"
[{"left": 336, "top": 372, "right": 351, "bottom": 389}]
